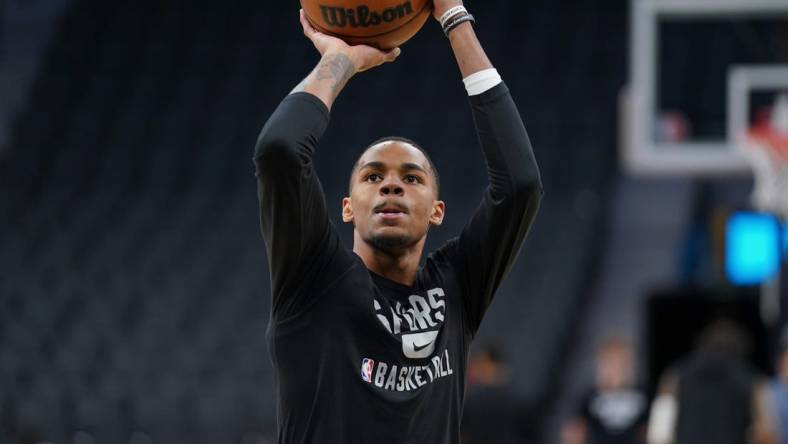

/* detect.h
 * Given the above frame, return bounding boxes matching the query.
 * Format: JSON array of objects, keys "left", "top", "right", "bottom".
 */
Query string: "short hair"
[
  {"left": 348, "top": 136, "right": 440, "bottom": 196},
  {"left": 597, "top": 335, "right": 632, "bottom": 353},
  {"left": 697, "top": 319, "right": 751, "bottom": 358}
]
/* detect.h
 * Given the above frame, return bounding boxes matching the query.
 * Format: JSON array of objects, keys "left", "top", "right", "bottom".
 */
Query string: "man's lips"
[
  {"left": 378, "top": 212, "right": 405, "bottom": 221},
  {"left": 374, "top": 203, "right": 408, "bottom": 220}
]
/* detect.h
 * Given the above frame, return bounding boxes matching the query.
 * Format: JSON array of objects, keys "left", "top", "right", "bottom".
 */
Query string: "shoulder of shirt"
[{"left": 426, "top": 237, "right": 461, "bottom": 268}]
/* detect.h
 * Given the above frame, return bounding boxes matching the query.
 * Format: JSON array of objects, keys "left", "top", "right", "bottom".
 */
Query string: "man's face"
[
  {"left": 342, "top": 141, "right": 445, "bottom": 254},
  {"left": 596, "top": 345, "right": 633, "bottom": 390}
]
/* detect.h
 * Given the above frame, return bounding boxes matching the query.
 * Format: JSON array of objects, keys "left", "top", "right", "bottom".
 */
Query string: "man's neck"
[{"left": 353, "top": 233, "right": 425, "bottom": 287}]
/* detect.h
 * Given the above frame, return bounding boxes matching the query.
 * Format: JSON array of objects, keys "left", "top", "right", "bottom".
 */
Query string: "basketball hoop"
[
  {"left": 736, "top": 91, "right": 788, "bottom": 327},
  {"left": 739, "top": 93, "right": 788, "bottom": 221}
]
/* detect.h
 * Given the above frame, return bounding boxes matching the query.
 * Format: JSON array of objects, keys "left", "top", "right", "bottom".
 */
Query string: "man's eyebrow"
[
  {"left": 358, "top": 161, "right": 386, "bottom": 170},
  {"left": 401, "top": 163, "right": 428, "bottom": 173},
  {"left": 358, "top": 161, "right": 429, "bottom": 174}
]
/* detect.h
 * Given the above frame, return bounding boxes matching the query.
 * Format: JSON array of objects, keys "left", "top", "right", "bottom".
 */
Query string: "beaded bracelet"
[
  {"left": 443, "top": 13, "right": 475, "bottom": 36},
  {"left": 439, "top": 5, "right": 467, "bottom": 28}
]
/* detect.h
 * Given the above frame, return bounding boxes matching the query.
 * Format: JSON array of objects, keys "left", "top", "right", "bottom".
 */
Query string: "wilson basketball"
[{"left": 301, "top": 0, "right": 433, "bottom": 50}]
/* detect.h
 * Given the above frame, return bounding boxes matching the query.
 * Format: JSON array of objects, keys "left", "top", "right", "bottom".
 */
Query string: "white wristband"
[
  {"left": 439, "top": 6, "right": 467, "bottom": 28},
  {"left": 463, "top": 68, "right": 502, "bottom": 96}
]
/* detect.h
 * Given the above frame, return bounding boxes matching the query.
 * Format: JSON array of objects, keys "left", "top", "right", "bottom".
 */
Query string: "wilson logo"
[{"left": 319, "top": 1, "right": 414, "bottom": 28}]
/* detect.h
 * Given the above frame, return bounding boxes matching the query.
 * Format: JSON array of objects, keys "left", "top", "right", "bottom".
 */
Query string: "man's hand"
[
  {"left": 432, "top": 0, "right": 464, "bottom": 22},
  {"left": 295, "top": 9, "right": 400, "bottom": 110},
  {"left": 300, "top": 10, "right": 400, "bottom": 74}
]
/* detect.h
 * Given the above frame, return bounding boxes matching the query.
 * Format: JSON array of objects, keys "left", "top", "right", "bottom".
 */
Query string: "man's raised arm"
[
  {"left": 253, "top": 11, "right": 400, "bottom": 318},
  {"left": 434, "top": 1, "right": 543, "bottom": 333}
]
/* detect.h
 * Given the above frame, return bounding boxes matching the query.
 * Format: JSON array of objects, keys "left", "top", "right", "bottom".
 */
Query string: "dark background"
[{"left": 0, "top": 0, "right": 786, "bottom": 443}]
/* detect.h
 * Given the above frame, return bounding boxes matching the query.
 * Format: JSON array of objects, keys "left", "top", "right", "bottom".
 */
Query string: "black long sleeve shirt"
[{"left": 254, "top": 82, "right": 542, "bottom": 444}]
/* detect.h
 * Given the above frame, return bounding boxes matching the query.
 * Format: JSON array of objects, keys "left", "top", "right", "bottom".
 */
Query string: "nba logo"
[{"left": 361, "top": 358, "right": 375, "bottom": 383}]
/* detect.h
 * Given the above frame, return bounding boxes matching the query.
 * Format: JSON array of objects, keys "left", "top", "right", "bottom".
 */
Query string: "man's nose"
[{"left": 380, "top": 180, "right": 404, "bottom": 196}]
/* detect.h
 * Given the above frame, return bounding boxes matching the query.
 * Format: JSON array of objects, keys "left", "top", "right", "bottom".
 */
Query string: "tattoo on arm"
[
  {"left": 313, "top": 53, "right": 355, "bottom": 97},
  {"left": 290, "top": 53, "right": 356, "bottom": 108}
]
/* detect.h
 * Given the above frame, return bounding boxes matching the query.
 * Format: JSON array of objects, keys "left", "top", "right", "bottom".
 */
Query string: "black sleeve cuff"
[
  {"left": 468, "top": 82, "right": 510, "bottom": 107},
  {"left": 286, "top": 91, "right": 330, "bottom": 120}
]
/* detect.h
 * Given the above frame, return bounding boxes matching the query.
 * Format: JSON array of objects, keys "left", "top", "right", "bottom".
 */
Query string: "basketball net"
[{"left": 740, "top": 92, "right": 788, "bottom": 221}]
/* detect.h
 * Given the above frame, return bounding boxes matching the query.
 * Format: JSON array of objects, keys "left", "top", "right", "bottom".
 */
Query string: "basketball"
[{"left": 301, "top": 0, "right": 433, "bottom": 50}]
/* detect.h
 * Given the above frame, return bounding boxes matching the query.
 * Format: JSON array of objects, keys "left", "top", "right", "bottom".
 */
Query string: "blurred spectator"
[
  {"left": 461, "top": 344, "right": 537, "bottom": 444},
  {"left": 655, "top": 111, "right": 691, "bottom": 143},
  {"left": 647, "top": 319, "right": 777, "bottom": 444},
  {"left": 562, "top": 336, "right": 648, "bottom": 444},
  {"left": 768, "top": 326, "right": 788, "bottom": 444}
]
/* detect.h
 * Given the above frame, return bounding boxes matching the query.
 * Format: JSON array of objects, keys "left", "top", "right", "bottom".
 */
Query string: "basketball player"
[
  {"left": 647, "top": 320, "right": 777, "bottom": 444},
  {"left": 254, "top": 2, "right": 542, "bottom": 442}
]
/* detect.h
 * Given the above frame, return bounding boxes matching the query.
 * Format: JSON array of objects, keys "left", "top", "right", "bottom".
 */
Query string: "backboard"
[{"left": 622, "top": 0, "right": 788, "bottom": 176}]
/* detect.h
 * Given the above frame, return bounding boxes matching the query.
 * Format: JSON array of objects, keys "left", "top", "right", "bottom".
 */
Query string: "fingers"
[
  {"left": 300, "top": 9, "right": 317, "bottom": 39},
  {"left": 358, "top": 47, "right": 400, "bottom": 73},
  {"left": 383, "top": 47, "right": 402, "bottom": 63},
  {"left": 360, "top": 47, "right": 401, "bottom": 72}
]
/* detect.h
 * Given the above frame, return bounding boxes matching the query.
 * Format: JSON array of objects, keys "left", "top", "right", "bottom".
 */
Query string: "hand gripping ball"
[{"left": 301, "top": 0, "right": 433, "bottom": 50}]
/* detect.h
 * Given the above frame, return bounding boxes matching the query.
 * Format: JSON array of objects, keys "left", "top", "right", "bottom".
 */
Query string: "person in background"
[
  {"left": 461, "top": 344, "right": 537, "bottom": 443},
  {"left": 647, "top": 319, "right": 777, "bottom": 444},
  {"left": 562, "top": 336, "right": 648, "bottom": 444}
]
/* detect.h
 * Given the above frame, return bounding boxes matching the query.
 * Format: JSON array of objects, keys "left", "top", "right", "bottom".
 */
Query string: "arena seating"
[{"left": 0, "top": 0, "right": 624, "bottom": 441}]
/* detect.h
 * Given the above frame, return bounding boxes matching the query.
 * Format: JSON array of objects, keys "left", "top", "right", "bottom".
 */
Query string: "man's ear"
[
  {"left": 429, "top": 200, "right": 445, "bottom": 226},
  {"left": 342, "top": 197, "right": 354, "bottom": 223}
]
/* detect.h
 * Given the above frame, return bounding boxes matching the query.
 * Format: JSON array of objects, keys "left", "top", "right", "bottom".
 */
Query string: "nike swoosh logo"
[
  {"left": 401, "top": 331, "right": 440, "bottom": 359},
  {"left": 413, "top": 341, "right": 433, "bottom": 352}
]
